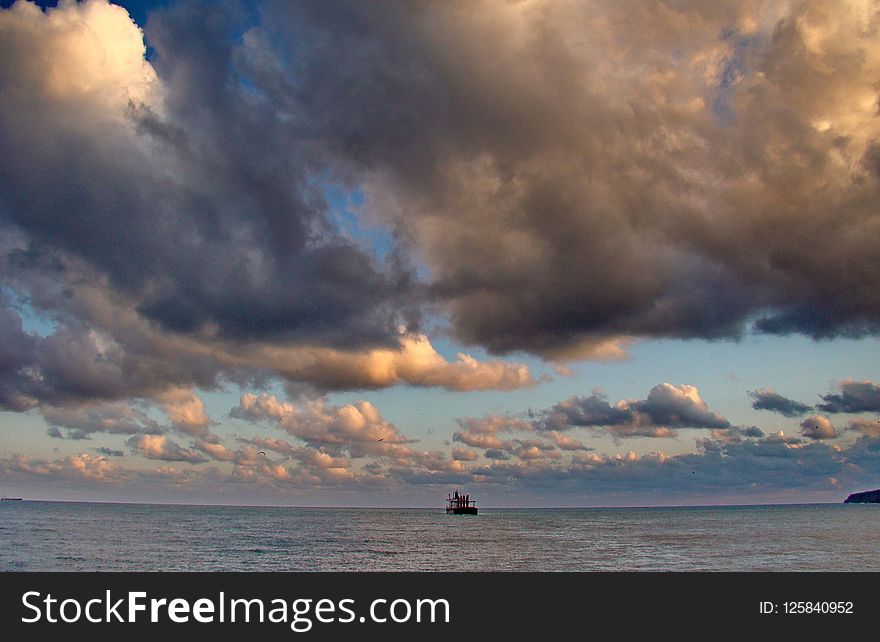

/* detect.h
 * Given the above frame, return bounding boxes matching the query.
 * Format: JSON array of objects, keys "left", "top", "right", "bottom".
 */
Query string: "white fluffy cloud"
[
  {"left": 800, "top": 415, "right": 837, "bottom": 440},
  {"left": 233, "top": 393, "right": 404, "bottom": 448},
  {"left": 127, "top": 434, "right": 207, "bottom": 464}
]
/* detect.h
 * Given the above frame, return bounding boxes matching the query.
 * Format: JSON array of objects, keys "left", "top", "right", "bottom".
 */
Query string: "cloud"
[
  {"left": 240, "top": 436, "right": 302, "bottom": 458},
  {"left": 1, "top": 0, "right": 876, "bottom": 430},
  {"left": 154, "top": 388, "right": 215, "bottom": 438},
  {"left": 452, "top": 414, "right": 530, "bottom": 451},
  {"left": 451, "top": 447, "right": 478, "bottom": 461},
  {"left": 6, "top": 429, "right": 880, "bottom": 502},
  {"left": 0, "top": 452, "right": 123, "bottom": 482},
  {"left": 0, "top": 0, "right": 418, "bottom": 349},
  {"left": 817, "top": 380, "right": 880, "bottom": 414},
  {"left": 452, "top": 431, "right": 515, "bottom": 451},
  {"left": 242, "top": 0, "right": 880, "bottom": 357},
  {"left": 94, "top": 447, "right": 124, "bottom": 457},
  {"left": 0, "top": 277, "right": 534, "bottom": 415},
  {"left": 847, "top": 419, "right": 880, "bottom": 439},
  {"left": 237, "top": 334, "right": 535, "bottom": 392},
  {"left": 709, "top": 425, "right": 765, "bottom": 443},
  {"left": 800, "top": 415, "right": 837, "bottom": 441},
  {"left": 0, "top": 291, "right": 38, "bottom": 411},
  {"left": 41, "top": 401, "right": 160, "bottom": 440},
  {"left": 232, "top": 392, "right": 479, "bottom": 479},
  {"left": 233, "top": 393, "right": 406, "bottom": 452},
  {"left": 193, "top": 439, "right": 236, "bottom": 462},
  {"left": 763, "top": 430, "right": 802, "bottom": 445},
  {"left": 547, "top": 431, "right": 592, "bottom": 451},
  {"left": 2, "top": 0, "right": 880, "bottom": 505},
  {"left": 540, "top": 383, "right": 729, "bottom": 437},
  {"left": 127, "top": 434, "right": 208, "bottom": 463},
  {"left": 748, "top": 388, "right": 812, "bottom": 417},
  {"left": 0, "top": 0, "right": 535, "bottom": 424}
]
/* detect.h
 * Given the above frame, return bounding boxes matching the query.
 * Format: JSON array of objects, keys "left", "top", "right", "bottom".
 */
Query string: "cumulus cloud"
[
  {"left": 540, "top": 383, "right": 729, "bottom": 437},
  {"left": 6, "top": 428, "right": 880, "bottom": 501},
  {"left": 237, "top": 334, "right": 535, "bottom": 392},
  {"left": 0, "top": 292, "right": 38, "bottom": 411},
  {"left": 0, "top": 452, "right": 122, "bottom": 482},
  {"left": 452, "top": 417, "right": 583, "bottom": 459},
  {"left": 154, "top": 388, "right": 215, "bottom": 438},
  {"left": 547, "top": 431, "right": 592, "bottom": 451},
  {"left": 800, "top": 415, "right": 837, "bottom": 441},
  {"left": 1, "top": 0, "right": 877, "bottom": 437},
  {"left": 127, "top": 434, "right": 208, "bottom": 463},
  {"left": 817, "top": 380, "right": 880, "bottom": 414},
  {"left": 233, "top": 393, "right": 406, "bottom": 452},
  {"left": 452, "top": 414, "right": 531, "bottom": 452},
  {"left": 451, "top": 447, "right": 479, "bottom": 462},
  {"left": 41, "top": 401, "right": 160, "bottom": 440},
  {"left": 0, "top": 0, "right": 536, "bottom": 426},
  {"left": 847, "top": 419, "right": 880, "bottom": 439},
  {"left": 231, "top": 392, "right": 461, "bottom": 476},
  {"left": 0, "top": 0, "right": 417, "bottom": 348},
  {"left": 193, "top": 439, "right": 236, "bottom": 462},
  {"left": 3, "top": 0, "right": 880, "bottom": 503},
  {"left": 748, "top": 389, "right": 812, "bottom": 417},
  {"left": 243, "top": 0, "right": 880, "bottom": 358}
]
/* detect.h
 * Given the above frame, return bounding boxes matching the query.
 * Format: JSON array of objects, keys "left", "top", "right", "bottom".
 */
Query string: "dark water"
[{"left": 1, "top": 501, "right": 878, "bottom": 571}]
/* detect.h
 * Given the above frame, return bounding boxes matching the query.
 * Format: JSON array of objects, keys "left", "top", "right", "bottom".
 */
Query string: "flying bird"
[
  {"left": 259, "top": 451, "right": 266, "bottom": 455},
  {"left": 377, "top": 438, "right": 385, "bottom": 442}
]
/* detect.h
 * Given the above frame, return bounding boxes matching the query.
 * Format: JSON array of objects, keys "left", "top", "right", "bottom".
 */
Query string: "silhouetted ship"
[
  {"left": 1, "top": 497, "right": 22, "bottom": 501},
  {"left": 446, "top": 490, "right": 477, "bottom": 515}
]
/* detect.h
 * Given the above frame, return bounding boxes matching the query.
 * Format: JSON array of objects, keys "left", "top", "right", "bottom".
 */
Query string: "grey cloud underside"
[
  {"left": 249, "top": 0, "right": 880, "bottom": 356},
  {"left": 0, "top": 0, "right": 419, "bottom": 349},
  {"left": 540, "top": 384, "right": 730, "bottom": 432},
  {"left": 95, "top": 447, "right": 125, "bottom": 457},
  {"left": 818, "top": 381, "right": 880, "bottom": 414},
  {"left": 748, "top": 389, "right": 812, "bottom": 417}
]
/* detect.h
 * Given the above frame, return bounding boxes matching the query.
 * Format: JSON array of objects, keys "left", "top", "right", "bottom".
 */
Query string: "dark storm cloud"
[
  {"left": 0, "top": 292, "right": 38, "bottom": 411},
  {"left": 1, "top": 2, "right": 539, "bottom": 427},
  {"left": 817, "top": 380, "right": 880, "bottom": 414},
  {"left": 748, "top": 389, "right": 812, "bottom": 417},
  {"left": 249, "top": 0, "right": 880, "bottom": 358},
  {"left": 0, "top": 0, "right": 417, "bottom": 350},
  {"left": 541, "top": 384, "right": 729, "bottom": 435},
  {"left": 2, "top": 0, "right": 879, "bottom": 427}
]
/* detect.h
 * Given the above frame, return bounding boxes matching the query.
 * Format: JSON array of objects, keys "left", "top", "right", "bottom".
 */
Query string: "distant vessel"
[
  {"left": 1, "top": 497, "right": 23, "bottom": 501},
  {"left": 446, "top": 490, "right": 477, "bottom": 515}
]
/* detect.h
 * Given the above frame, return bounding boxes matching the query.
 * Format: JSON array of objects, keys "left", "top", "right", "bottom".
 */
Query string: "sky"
[{"left": 1, "top": 0, "right": 880, "bottom": 507}]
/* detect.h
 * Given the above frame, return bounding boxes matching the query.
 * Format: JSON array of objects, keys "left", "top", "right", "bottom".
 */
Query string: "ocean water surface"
[{"left": 2, "top": 501, "right": 878, "bottom": 571}]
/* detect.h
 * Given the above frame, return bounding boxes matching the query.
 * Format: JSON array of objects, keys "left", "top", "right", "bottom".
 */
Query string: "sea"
[{"left": 2, "top": 501, "right": 878, "bottom": 572}]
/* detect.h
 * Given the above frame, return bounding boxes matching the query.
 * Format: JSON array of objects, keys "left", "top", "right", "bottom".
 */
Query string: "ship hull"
[{"left": 446, "top": 507, "right": 478, "bottom": 515}]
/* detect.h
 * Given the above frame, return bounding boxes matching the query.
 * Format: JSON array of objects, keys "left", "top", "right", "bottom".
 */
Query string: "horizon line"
[{"left": 1, "top": 497, "right": 852, "bottom": 510}]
